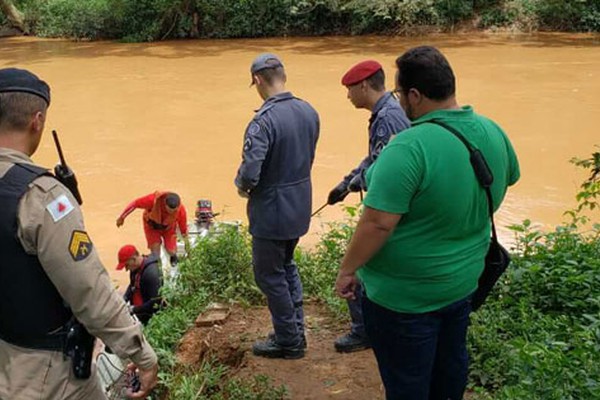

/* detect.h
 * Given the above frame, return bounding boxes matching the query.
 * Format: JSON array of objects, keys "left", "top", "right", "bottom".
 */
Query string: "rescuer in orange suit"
[{"left": 116, "top": 191, "right": 190, "bottom": 265}]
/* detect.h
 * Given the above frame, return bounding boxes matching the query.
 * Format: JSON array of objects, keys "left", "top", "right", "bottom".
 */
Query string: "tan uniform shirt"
[{"left": 0, "top": 148, "right": 156, "bottom": 388}]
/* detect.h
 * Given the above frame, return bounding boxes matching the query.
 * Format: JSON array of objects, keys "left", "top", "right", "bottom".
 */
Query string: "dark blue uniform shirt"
[
  {"left": 343, "top": 92, "right": 410, "bottom": 189},
  {"left": 235, "top": 92, "right": 320, "bottom": 240}
]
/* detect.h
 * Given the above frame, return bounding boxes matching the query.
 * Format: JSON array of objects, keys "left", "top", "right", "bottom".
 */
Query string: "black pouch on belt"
[{"left": 63, "top": 319, "right": 96, "bottom": 379}]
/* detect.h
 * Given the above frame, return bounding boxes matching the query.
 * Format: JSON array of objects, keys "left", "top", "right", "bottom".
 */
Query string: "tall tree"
[{"left": 0, "top": 0, "right": 27, "bottom": 33}]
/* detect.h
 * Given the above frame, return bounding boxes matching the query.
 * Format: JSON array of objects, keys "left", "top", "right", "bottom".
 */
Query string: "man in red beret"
[
  {"left": 116, "top": 245, "right": 163, "bottom": 325},
  {"left": 329, "top": 60, "right": 411, "bottom": 353}
]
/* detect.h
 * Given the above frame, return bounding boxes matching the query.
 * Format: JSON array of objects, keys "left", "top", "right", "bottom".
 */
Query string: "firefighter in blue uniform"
[
  {"left": 0, "top": 68, "right": 158, "bottom": 399},
  {"left": 328, "top": 60, "right": 411, "bottom": 353},
  {"left": 235, "top": 53, "right": 320, "bottom": 359}
]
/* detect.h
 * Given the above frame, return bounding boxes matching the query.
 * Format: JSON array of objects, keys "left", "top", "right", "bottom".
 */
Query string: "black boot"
[
  {"left": 334, "top": 332, "right": 371, "bottom": 353},
  {"left": 267, "top": 331, "right": 307, "bottom": 349},
  {"left": 252, "top": 337, "right": 305, "bottom": 359}
]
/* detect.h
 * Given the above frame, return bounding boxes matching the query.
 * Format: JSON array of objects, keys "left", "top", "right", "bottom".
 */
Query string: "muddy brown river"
[{"left": 0, "top": 33, "right": 598, "bottom": 287}]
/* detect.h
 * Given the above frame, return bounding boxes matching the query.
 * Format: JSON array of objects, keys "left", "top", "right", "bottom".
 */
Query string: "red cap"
[
  {"left": 341, "top": 60, "right": 383, "bottom": 86},
  {"left": 116, "top": 244, "right": 138, "bottom": 270}
]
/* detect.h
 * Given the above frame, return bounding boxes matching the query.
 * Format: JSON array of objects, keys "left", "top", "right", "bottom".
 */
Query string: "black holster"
[{"left": 63, "top": 319, "right": 95, "bottom": 379}]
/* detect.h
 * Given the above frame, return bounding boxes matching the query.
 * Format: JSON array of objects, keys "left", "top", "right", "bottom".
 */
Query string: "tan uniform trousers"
[{"left": 0, "top": 339, "right": 106, "bottom": 400}]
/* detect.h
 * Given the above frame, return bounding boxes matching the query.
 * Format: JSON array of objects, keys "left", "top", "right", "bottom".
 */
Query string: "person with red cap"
[
  {"left": 117, "top": 244, "right": 163, "bottom": 325},
  {"left": 329, "top": 60, "right": 411, "bottom": 353},
  {"left": 116, "top": 191, "right": 190, "bottom": 265}
]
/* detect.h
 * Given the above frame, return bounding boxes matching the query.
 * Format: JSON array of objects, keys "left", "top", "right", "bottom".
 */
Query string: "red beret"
[{"left": 341, "top": 60, "right": 383, "bottom": 86}]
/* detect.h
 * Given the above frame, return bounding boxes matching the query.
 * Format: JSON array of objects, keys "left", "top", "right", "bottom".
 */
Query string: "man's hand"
[
  {"left": 237, "top": 188, "right": 250, "bottom": 199},
  {"left": 327, "top": 182, "right": 349, "bottom": 205},
  {"left": 125, "top": 362, "right": 158, "bottom": 399},
  {"left": 335, "top": 270, "right": 358, "bottom": 300},
  {"left": 116, "top": 216, "right": 125, "bottom": 227}
]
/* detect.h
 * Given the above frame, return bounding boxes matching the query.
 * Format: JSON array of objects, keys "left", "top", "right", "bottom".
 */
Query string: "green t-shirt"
[{"left": 357, "top": 106, "right": 520, "bottom": 313}]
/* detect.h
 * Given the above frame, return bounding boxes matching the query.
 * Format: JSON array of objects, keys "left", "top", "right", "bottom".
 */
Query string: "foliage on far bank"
[{"left": 1, "top": 0, "right": 599, "bottom": 41}]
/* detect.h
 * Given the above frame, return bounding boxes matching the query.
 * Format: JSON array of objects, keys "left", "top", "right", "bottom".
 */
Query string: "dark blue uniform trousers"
[
  {"left": 252, "top": 237, "right": 304, "bottom": 347},
  {"left": 347, "top": 282, "right": 367, "bottom": 337}
]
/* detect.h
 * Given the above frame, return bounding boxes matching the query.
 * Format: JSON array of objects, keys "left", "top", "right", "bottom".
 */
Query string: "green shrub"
[
  {"left": 468, "top": 148, "right": 600, "bottom": 398},
  {"left": 35, "top": 0, "right": 115, "bottom": 39}
]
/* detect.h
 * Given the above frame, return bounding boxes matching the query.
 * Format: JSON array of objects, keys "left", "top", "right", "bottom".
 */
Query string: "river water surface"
[{"left": 0, "top": 34, "right": 598, "bottom": 287}]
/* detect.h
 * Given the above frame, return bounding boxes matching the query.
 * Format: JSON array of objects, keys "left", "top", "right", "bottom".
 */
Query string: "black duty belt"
[{"left": 0, "top": 329, "right": 67, "bottom": 351}]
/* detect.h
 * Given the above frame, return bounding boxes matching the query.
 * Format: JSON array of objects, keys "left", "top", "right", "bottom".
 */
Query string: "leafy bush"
[{"left": 468, "top": 148, "right": 600, "bottom": 399}]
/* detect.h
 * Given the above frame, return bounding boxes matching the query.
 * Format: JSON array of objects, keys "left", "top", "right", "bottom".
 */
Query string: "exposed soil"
[{"left": 177, "top": 302, "right": 384, "bottom": 399}]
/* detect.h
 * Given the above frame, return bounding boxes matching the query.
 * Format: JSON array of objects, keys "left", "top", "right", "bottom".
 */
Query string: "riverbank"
[
  {"left": 1, "top": 0, "right": 599, "bottom": 42},
  {"left": 144, "top": 153, "right": 600, "bottom": 399}
]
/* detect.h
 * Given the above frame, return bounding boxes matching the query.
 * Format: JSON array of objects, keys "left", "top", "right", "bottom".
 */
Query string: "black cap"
[
  {"left": 165, "top": 193, "right": 181, "bottom": 209},
  {"left": 0, "top": 68, "right": 51, "bottom": 105}
]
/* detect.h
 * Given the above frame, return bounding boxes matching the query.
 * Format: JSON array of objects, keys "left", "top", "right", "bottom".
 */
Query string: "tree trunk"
[{"left": 0, "top": 0, "right": 27, "bottom": 33}]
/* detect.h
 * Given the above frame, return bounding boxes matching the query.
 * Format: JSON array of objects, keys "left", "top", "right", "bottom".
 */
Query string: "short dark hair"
[
  {"left": 0, "top": 92, "right": 47, "bottom": 131},
  {"left": 165, "top": 193, "right": 181, "bottom": 209},
  {"left": 256, "top": 66, "right": 286, "bottom": 85},
  {"left": 366, "top": 69, "right": 385, "bottom": 91},
  {"left": 395, "top": 46, "right": 455, "bottom": 101}
]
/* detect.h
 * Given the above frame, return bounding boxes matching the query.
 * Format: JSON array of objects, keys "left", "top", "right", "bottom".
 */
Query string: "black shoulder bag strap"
[
  {"left": 427, "top": 120, "right": 510, "bottom": 311},
  {"left": 427, "top": 120, "right": 497, "bottom": 241}
]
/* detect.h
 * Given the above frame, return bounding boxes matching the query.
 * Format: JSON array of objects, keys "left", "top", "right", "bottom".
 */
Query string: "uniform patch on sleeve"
[
  {"left": 69, "top": 230, "right": 93, "bottom": 261},
  {"left": 376, "top": 124, "right": 388, "bottom": 137},
  {"left": 46, "top": 194, "right": 74, "bottom": 222},
  {"left": 248, "top": 122, "right": 261, "bottom": 136}
]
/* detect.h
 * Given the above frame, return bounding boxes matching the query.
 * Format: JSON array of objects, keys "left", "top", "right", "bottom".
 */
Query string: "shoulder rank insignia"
[
  {"left": 244, "top": 137, "right": 253, "bottom": 152},
  {"left": 69, "top": 230, "right": 93, "bottom": 261}
]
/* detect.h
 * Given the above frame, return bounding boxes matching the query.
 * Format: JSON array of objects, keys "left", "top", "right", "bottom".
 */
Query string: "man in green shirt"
[{"left": 334, "top": 46, "right": 520, "bottom": 400}]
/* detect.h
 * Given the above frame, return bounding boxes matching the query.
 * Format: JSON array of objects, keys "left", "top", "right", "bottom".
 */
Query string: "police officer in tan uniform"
[{"left": 0, "top": 68, "right": 158, "bottom": 399}]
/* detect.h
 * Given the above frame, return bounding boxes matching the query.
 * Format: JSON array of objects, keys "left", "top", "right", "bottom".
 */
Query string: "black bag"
[
  {"left": 429, "top": 121, "right": 511, "bottom": 312},
  {"left": 472, "top": 239, "right": 511, "bottom": 310}
]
